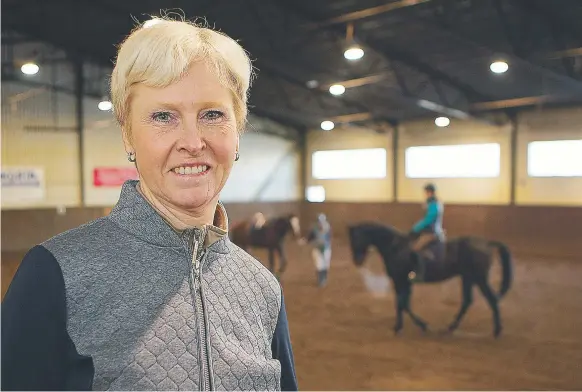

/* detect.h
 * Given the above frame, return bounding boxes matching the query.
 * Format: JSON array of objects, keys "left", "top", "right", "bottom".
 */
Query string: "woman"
[{"left": 1, "top": 17, "right": 297, "bottom": 391}]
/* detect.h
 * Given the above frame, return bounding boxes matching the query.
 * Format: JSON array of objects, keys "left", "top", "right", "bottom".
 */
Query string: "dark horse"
[
  {"left": 229, "top": 213, "right": 301, "bottom": 277},
  {"left": 348, "top": 222, "right": 513, "bottom": 337}
]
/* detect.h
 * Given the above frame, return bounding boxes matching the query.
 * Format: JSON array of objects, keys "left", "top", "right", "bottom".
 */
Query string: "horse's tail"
[{"left": 488, "top": 240, "right": 513, "bottom": 298}]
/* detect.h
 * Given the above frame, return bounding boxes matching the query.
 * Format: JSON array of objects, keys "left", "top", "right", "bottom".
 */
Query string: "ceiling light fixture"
[
  {"left": 435, "top": 116, "right": 450, "bottom": 127},
  {"left": 98, "top": 99, "right": 113, "bottom": 111},
  {"left": 21, "top": 62, "right": 39, "bottom": 75},
  {"left": 321, "top": 120, "right": 335, "bottom": 131},
  {"left": 329, "top": 84, "right": 346, "bottom": 96},
  {"left": 490, "top": 60, "right": 509, "bottom": 74},
  {"left": 344, "top": 46, "right": 364, "bottom": 61}
]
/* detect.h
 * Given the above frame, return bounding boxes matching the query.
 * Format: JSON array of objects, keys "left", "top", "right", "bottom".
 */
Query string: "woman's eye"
[
  {"left": 202, "top": 110, "right": 224, "bottom": 122},
  {"left": 152, "top": 111, "right": 173, "bottom": 123}
]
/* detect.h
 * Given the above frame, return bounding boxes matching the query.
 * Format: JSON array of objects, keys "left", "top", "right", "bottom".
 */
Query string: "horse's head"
[
  {"left": 348, "top": 222, "right": 408, "bottom": 268},
  {"left": 273, "top": 213, "right": 301, "bottom": 239},
  {"left": 347, "top": 224, "right": 372, "bottom": 267}
]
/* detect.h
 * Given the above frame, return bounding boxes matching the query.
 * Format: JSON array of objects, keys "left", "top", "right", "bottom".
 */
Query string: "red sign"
[{"left": 93, "top": 167, "right": 139, "bottom": 187}]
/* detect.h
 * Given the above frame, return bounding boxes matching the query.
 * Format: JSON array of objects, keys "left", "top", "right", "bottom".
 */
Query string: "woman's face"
[{"left": 124, "top": 62, "right": 239, "bottom": 213}]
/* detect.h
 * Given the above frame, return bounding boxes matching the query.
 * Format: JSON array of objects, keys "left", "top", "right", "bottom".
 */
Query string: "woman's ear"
[{"left": 121, "top": 127, "right": 133, "bottom": 154}]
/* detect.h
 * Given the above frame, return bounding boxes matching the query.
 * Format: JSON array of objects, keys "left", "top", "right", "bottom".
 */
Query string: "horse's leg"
[
  {"left": 402, "top": 285, "right": 429, "bottom": 332},
  {"left": 393, "top": 288, "right": 405, "bottom": 335},
  {"left": 268, "top": 248, "right": 276, "bottom": 274},
  {"left": 447, "top": 275, "right": 474, "bottom": 333},
  {"left": 277, "top": 244, "right": 287, "bottom": 275},
  {"left": 476, "top": 278, "right": 502, "bottom": 338}
]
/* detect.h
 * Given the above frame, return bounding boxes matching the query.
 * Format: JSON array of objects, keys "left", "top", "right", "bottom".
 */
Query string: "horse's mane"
[{"left": 352, "top": 221, "right": 407, "bottom": 238}]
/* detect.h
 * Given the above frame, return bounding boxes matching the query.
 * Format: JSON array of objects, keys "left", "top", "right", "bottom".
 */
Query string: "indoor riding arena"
[{"left": 2, "top": 1, "right": 582, "bottom": 390}]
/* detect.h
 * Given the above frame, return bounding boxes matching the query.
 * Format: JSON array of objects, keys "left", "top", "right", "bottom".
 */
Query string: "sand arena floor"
[
  {"left": 2, "top": 241, "right": 581, "bottom": 390},
  {"left": 262, "top": 241, "right": 582, "bottom": 390}
]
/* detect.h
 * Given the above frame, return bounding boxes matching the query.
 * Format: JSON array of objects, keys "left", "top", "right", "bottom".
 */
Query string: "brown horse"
[
  {"left": 348, "top": 222, "right": 513, "bottom": 337},
  {"left": 229, "top": 213, "right": 301, "bottom": 278}
]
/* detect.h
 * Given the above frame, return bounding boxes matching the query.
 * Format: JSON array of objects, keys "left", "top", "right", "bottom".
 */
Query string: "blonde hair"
[{"left": 111, "top": 16, "right": 254, "bottom": 133}]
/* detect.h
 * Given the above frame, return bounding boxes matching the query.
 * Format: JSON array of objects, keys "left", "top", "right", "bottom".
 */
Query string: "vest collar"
[{"left": 108, "top": 180, "right": 229, "bottom": 253}]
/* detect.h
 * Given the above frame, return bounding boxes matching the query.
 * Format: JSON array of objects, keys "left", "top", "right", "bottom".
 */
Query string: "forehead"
[{"left": 131, "top": 62, "right": 233, "bottom": 109}]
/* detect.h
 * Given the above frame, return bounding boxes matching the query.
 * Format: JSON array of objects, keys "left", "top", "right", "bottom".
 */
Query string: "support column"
[
  {"left": 391, "top": 125, "right": 399, "bottom": 202},
  {"left": 74, "top": 58, "right": 85, "bottom": 206}
]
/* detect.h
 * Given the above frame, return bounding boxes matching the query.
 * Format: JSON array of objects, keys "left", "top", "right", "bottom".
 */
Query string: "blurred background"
[{"left": 2, "top": 0, "right": 582, "bottom": 390}]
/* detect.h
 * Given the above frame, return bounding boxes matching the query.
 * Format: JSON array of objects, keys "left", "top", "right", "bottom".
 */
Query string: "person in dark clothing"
[
  {"left": 2, "top": 16, "right": 297, "bottom": 392},
  {"left": 408, "top": 183, "right": 446, "bottom": 282}
]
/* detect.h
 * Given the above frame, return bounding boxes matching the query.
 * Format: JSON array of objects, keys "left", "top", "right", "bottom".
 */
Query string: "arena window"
[
  {"left": 527, "top": 139, "right": 582, "bottom": 177},
  {"left": 306, "top": 185, "right": 326, "bottom": 202},
  {"left": 311, "top": 148, "right": 387, "bottom": 179},
  {"left": 405, "top": 143, "right": 501, "bottom": 178}
]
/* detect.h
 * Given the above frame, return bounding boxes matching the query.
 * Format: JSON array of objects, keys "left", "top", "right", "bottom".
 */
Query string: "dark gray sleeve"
[
  {"left": 1, "top": 245, "right": 94, "bottom": 391},
  {"left": 271, "top": 291, "right": 298, "bottom": 391}
]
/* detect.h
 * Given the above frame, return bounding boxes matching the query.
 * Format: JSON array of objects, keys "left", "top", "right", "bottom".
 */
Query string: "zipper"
[{"left": 190, "top": 228, "right": 213, "bottom": 391}]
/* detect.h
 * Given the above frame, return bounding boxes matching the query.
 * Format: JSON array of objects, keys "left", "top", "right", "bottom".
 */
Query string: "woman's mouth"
[{"left": 172, "top": 165, "right": 210, "bottom": 175}]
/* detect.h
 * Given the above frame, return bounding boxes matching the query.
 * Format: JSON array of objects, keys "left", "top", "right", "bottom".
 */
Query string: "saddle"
[{"left": 411, "top": 232, "right": 447, "bottom": 264}]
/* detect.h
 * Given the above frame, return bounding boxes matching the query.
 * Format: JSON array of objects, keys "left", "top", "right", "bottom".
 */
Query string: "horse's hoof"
[
  {"left": 494, "top": 325, "right": 502, "bottom": 338},
  {"left": 393, "top": 326, "right": 403, "bottom": 335}
]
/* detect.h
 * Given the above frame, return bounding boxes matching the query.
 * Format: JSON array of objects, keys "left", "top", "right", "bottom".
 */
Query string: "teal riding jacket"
[{"left": 412, "top": 196, "right": 444, "bottom": 238}]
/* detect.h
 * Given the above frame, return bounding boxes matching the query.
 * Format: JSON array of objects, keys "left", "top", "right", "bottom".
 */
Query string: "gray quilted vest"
[{"left": 43, "top": 180, "right": 283, "bottom": 390}]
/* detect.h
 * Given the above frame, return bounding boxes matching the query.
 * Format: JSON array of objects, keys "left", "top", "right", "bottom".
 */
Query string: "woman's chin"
[{"left": 169, "top": 192, "right": 217, "bottom": 211}]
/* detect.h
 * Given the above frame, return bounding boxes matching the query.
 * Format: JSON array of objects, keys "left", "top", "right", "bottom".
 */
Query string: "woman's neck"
[{"left": 137, "top": 182, "right": 216, "bottom": 231}]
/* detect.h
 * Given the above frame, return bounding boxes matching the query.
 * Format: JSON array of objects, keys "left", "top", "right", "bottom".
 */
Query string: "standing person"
[
  {"left": 1, "top": 17, "right": 297, "bottom": 391},
  {"left": 409, "top": 183, "right": 445, "bottom": 282},
  {"left": 306, "top": 213, "right": 332, "bottom": 287}
]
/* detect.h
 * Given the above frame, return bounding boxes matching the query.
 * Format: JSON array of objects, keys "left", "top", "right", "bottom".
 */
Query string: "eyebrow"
[{"left": 153, "top": 101, "right": 228, "bottom": 111}]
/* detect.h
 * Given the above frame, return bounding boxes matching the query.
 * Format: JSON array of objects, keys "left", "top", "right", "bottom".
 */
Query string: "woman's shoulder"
[{"left": 41, "top": 215, "right": 123, "bottom": 265}]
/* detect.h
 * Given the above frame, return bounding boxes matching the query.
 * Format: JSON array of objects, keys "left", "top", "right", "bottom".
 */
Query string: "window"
[
  {"left": 306, "top": 185, "right": 325, "bottom": 202},
  {"left": 527, "top": 140, "right": 582, "bottom": 177},
  {"left": 312, "top": 148, "right": 387, "bottom": 180},
  {"left": 405, "top": 143, "right": 501, "bottom": 178}
]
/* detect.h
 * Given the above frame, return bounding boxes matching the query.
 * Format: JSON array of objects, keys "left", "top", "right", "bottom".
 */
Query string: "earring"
[
  {"left": 127, "top": 152, "right": 136, "bottom": 162},
  {"left": 235, "top": 151, "right": 240, "bottom": 161}
]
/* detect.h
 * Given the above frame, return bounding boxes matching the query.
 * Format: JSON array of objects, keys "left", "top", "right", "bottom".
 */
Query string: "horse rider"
[
  {"left": 408, "top": 183, "right": 445, "bottom": 282},
  {"left": 305, "top": 213, "right": 332, "bottom": 287}
]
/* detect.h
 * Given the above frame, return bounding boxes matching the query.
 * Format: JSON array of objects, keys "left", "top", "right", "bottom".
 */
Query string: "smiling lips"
[{"left": 172, "top": 164, "right": 209, "bottom": 175}]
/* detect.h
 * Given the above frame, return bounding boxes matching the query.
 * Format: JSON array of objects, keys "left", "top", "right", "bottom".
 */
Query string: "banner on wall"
[
  {"left": 93, "top": 167, "right": 139, "bottom": 187},
  {"left": 1, "top": 167, "right": 46, "bottom": 202}
]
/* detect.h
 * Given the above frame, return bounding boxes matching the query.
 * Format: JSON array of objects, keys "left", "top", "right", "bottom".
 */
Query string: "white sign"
[{"left": 1, "top": 166, "right": 46, "bottom": 203}]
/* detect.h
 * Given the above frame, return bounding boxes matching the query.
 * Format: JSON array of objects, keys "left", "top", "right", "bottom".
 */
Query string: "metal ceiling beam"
[
  {"left": 402, "top": 6, "right": 582, "bottom": 94},
  {"left": 303, "top": 0, "right": 431, "bottom": 29},
  {"left": 328, "top": 112, "right": 373, "bottom": 123},
  {"left": 319, "top": 73, "right": 391, "bottom": 89},
  {"left": 549, "top": 47, "right": 582, "bottom": 59},
  {"left": 257, "top": 61, "right": 398, "bottom": 123},
  {"left": 469, "top": 94, "right": 577, "bottom": 111},
  {"left": 318, "top": 72, "right": 492, "bottom": 122}
]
